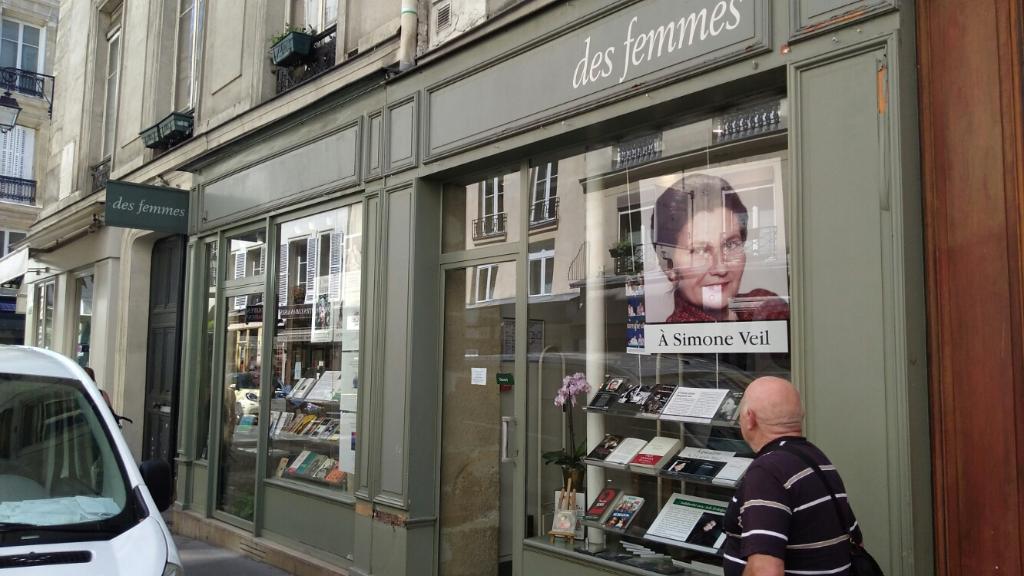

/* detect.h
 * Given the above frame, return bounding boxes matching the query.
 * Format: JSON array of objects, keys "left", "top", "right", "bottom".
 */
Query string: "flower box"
[
  {"left": 271, "top": 31, "right": 314, "bottom": 67},
  {"left": 139, "top": 123, "right": 163, "bottom": 149},
  {"left": 157, "top": 111, "right": 194, "bottom": 147}
]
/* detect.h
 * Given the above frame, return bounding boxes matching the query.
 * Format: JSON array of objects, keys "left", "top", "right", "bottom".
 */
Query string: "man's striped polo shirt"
[{"left": 722, "top": 436, "right": 862, "bottom": 576}]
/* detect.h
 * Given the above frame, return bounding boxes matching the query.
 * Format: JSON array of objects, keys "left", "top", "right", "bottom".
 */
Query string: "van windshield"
[{"left": 0, "top": 374, "right": 129, "bottom": 529}]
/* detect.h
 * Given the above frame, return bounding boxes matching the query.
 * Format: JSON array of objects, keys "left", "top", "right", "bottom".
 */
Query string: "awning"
[{"left": 0, "top": 246, "right": 28, "bottom": 287}]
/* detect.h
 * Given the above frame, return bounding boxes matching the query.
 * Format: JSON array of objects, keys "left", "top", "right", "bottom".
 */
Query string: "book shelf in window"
[{"left": 564, "top": 375, "right": 754, "bottom": 576}]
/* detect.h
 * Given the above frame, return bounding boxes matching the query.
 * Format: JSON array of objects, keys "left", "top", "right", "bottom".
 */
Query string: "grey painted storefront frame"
[{"left": 175, "top": 2, "right": 930, "bottom": 575}]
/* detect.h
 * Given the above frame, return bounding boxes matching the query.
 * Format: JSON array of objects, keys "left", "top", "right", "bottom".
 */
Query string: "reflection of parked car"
[{"left": 228, "top": 372, "right": 260, "bottom": 420}]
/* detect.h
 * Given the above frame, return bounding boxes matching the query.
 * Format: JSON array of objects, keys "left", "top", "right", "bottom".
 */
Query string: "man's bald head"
[{"left": 738, "top": 377, "right": 804, "bottom": 451}]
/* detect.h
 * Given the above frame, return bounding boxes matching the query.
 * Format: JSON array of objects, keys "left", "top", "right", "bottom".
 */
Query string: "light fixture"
[{"left": 0, "top": 91, "right": 20, "bottom": 134}]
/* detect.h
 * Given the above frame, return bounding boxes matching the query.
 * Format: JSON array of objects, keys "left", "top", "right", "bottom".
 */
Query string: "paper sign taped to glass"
[{"left": 638, "top": 157, "right": 791, "bottom": 354}]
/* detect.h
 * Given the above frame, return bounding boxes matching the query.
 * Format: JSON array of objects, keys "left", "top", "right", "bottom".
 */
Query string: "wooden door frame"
[{"left": 917, "top": 0, "right": 1024, "bottom": 572}]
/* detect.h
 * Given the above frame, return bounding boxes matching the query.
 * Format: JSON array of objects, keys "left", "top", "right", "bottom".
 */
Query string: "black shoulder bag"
[{"left": 779, "top": 443, "right": 886, "bottom": 576}]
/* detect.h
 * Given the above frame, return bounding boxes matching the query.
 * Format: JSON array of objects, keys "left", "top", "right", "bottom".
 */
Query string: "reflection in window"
[
  {"left": 217, "top": 292, "right": 262, "bottom": 520},
  {"left": 530, "top": 162, "right": 558, "bottom": 226},
  {"left": 197, "top": 242, "right": 217, "bottom": 460},
  {"left": 518, "top": 105, "right": 791, "bottom": 568},
  {"left": 475, "top": 264, "right": 498, "bottom": 303},
  {"left": 35, "top": 280, "right": 54, "bottom": 349},
  {"left": 529, "top": 250, "right": 554, "bottom": 297},
  {"left": 269, "top": 204, "right": 362, "bottom": 493}
]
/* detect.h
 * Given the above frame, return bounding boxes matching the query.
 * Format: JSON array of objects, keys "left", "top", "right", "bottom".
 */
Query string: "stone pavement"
[{"left": 174, "top": 534, "right": 292, "bottom": 576}]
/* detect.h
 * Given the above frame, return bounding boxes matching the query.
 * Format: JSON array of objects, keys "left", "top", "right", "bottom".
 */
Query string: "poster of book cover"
[
  {"left": 640, "top": 158, "right": 790, "bottom": 354},
  {"left": 626, "top": 277, "right": 646, "bottom": 354}
]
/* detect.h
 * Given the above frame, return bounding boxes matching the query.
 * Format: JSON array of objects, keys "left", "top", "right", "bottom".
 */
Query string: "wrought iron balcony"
[
  {"left": 275, "top": 26, "right": 337, "bottom": 95},
  {"left": 90, "top": 158, "right": 111, "bottom": 194},
  {"left": 0, "top": 67, "right": 54, "bottom": 114},
  {"left": 0, "top": 174, "right": 35, "bottom": 204},
  {"left": 529, "top": 197, "right": 559, "bottom": 229},
  {"left": 472, "top": 213, "right": 507, "bottom": 241}
]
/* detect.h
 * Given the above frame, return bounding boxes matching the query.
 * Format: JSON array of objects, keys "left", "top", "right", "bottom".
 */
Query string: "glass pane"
[
  {"left": 217, "top": 292, "right": 263, "bottom": 521},
  {"left": 175, "top": 3, "right": 194, "bottom": 110},
  {"left": 0, "top": 375, "right": 128, "bottom": 525},
  {"left": 75, "top": 276, "right": 94, "bottom": 367},
  {"left": 0, "top": 39, "right": 15, "bottom": 68},
  {"left": 442, "top": 170, "right": 520, "bottom": 253},
  {"left": 21, "top": 25, "right": 38, "bottom": 47},
  {"left": 324, "top": 0, "right": 338, "bottom": 26},
  {"left": 1, "top": 21, "right": 17, "bottom": 42},
  {"left": 440, "top": 262, "right": 516, "bottom": 576},
  {"left": 37, "top": 281, "right": 54, "bottom": 349},
  {"left": 19, "top": 43, "right": 36, "bottom": 73},
  {"left": 102, "top": 36, "right": 119, "bottom": 158},
  {"left": 267, "top": 204, "right": 362, "bottom": 494},
  {"left": 226, "top": 230, "right": 267, "bottom": 281},
  {"left": 525, "top": 102, "right": 790, "bottom": 569},
  {"left": 196, "top": 242, "right": 217, "bottom": 460}
]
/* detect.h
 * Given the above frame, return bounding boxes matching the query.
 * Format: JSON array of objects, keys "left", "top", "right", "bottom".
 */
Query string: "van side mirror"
[{"left": 139, "top": 459, "right": 173, "bottom": 512}]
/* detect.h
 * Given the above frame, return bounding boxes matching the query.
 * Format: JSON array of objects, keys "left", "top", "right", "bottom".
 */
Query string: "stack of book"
[{"left": 282, "top": 450, "right": 346, "bottom": 485}]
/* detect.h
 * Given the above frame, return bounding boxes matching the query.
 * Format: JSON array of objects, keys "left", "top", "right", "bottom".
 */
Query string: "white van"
[{"left": 0, "top": 346, "right": 182, "bottom": 575}]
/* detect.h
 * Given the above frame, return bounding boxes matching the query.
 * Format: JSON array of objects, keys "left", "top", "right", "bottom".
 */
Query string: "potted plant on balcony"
[
  {"left": 608, "top": 238, "right": 634, "bottom": 259},
  {"left": 270, "top": 24, "right": 315, "bottom": 67}
]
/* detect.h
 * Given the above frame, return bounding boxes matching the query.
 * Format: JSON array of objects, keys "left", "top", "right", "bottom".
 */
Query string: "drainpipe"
[{"left": 399, "top": 0, "right": 418, "bottom": 71}]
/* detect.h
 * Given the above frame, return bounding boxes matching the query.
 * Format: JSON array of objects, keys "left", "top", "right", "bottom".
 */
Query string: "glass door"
[{"left": 439, "top": 260, "right": 518, "bottom": 576}]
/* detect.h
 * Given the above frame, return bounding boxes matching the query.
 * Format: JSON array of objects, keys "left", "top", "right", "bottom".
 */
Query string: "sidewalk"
[{"left": 174, "top": 534, "right": 292, "bottom": 576}]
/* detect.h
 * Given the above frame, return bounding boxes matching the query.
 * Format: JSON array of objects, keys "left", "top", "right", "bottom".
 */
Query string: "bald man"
[{"left": 722, "top": 377, "right": 863, "bottom": 576}]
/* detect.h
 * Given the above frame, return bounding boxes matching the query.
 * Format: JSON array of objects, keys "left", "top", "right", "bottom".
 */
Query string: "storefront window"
[
  {"left": 442, "top": 169, "right": 520, "bottom": 253},
  {"left": 197, "top": 242, "right": 217, "bottom": 460},
  {"left": 35, "top": 279, "right": 54, "bottom": 349},
  {"left": 217, "top": 292, "right": 263, "bottom": 520},
  {"left": 267, "top": 204, "right": 362, "bottom": 493},
  {"left": 521, "top": 102, "right": 790, "bottom": 571},
  {"left": 74, "top": 275, "right": 93, "bottom": 367}
]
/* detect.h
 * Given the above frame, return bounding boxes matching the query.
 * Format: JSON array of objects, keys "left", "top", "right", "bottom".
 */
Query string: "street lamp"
[{"left": 0, "top": 91, "right": 21, "bottom": 134}]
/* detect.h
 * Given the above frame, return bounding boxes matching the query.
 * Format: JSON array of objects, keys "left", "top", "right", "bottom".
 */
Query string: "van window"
[{"left": 0, "top": 374, "right": 128, "bottom": 529}]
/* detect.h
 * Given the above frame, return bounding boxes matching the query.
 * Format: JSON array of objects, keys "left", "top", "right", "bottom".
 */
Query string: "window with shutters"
[
  {"left": 0, "top": 19, "right": 43, "bottom": 73},
  {"left": 226, "top": 229, "right": 266, "bottom": 310},
  {"left": 0, "top": 126, "right": 34, "bottom": 180}
]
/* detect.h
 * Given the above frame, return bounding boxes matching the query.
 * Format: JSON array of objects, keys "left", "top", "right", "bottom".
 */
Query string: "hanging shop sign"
[{"left": 105, "top": 180, "right": 189, "bottom": 234}]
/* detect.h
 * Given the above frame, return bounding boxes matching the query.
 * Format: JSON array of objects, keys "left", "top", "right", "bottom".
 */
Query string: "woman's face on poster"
[{"left": 665, "top": 206, "right": 746, "bottom": 313}]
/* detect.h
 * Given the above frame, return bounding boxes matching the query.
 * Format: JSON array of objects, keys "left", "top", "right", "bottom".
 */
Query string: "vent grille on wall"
[{"left": 436, "top": 2, "right": 451, "bottom": 31}]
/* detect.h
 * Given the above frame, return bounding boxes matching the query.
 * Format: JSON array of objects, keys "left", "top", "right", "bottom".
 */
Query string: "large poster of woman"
[{"left": 641, "top": 157, "right": 790, "bottom": 354}]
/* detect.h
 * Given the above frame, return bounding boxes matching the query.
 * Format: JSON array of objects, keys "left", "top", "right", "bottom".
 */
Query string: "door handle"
[{"left": 501, "top": 416, "right": 515, "bottom": 463}]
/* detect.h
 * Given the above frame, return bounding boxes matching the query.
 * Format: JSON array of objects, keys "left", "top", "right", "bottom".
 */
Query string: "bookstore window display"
[
  {"left": 266, "top": 205, "right": 362, "bottom": 493},
  {"left": 526, "top": 100, "right": 791, "bottom": 575}
]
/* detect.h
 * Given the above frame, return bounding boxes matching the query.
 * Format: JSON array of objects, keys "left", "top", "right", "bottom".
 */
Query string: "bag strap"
[{"left": 777, "top": 441, "right": 860, "bottom": 545}]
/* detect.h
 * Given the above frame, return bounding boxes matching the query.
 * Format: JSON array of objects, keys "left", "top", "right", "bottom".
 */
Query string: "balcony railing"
[
  {"left": 90, "top": 158, "right": 111, "bottom": 194},
  {"left": 0, "top": 175, "right": 35, "bottom": 204},
  {"left": 529, "top": 197, "right": 559, "bottom": 229},
  {"left": 473, "top": 213, "right": 507, "bottom": 241},
  {"left": 275, "top": 26, "right": 337, "bottom": 94},
  {"left": 0, "top": 67, "right": 54, "bottom": 114}
]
